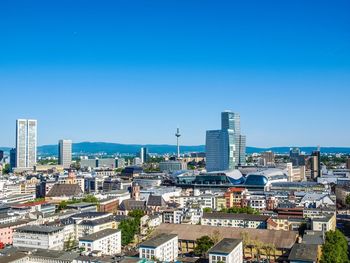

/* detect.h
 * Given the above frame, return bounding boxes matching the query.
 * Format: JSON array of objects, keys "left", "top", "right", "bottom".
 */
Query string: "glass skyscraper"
[
  {"left": 16, "top": 119, "right": 37, "bottom": 168},
  {"left": 206, "top": 111, "right": 246, "bottom": 172}
]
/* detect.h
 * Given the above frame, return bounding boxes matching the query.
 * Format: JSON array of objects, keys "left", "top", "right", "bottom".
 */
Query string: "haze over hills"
[{"left": 1, "top": 142, "right": 350, "bottom": 156}]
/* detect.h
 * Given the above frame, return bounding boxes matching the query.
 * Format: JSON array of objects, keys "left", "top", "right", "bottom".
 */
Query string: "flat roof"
[
  {"left": 152, "top": 224, "right": 297, "bottom": 249},
  {"left": 140, "top": 233, "right": 177, "bottom": 248},
  {"left": 16, "top": 225, "right": 63, "bottom": 234},
  {"left": 79, "top": 229, "right": 120, "bottom": 242},
  {"left": 208, "top": 238, "right": 242, "bottom": 255}
]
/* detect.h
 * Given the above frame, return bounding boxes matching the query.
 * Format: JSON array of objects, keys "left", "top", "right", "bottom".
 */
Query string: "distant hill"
[
  {"left": 38, "top": 142, "right": 206, "bottom": 155},
  {"left": 1, "top": 143, "right": 350, "bottom": 156}
]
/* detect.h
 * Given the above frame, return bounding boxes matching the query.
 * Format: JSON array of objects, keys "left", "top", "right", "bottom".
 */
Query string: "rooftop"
[
  {"left": 79, "top": 229, "right": 120, "bottom": 242},
  {"left": 139, "top": 233, "right": 178, "bottom": 248},
  {"left": 288, "top": 243, "right": 319, "bottom": 262},
  {"left": 208, "top": 238, "right": 242, "bottom": 255},
  {"left": 152, "top": 224, "right": 297, "bottom": 249},
  {"left": 203, "top": 212, "right": 270, "bottom": 221},
  {"left": 16, "top": 225, "right": 63, "bottom": 234}
]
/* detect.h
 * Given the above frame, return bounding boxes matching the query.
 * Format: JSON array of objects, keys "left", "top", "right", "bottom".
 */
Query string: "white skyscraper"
[
  {"left": 58, "top": 139, "right": 72, "bottom": 169},
  {"left": 16, "top": 119, "right": 37, "bottom": 168}
]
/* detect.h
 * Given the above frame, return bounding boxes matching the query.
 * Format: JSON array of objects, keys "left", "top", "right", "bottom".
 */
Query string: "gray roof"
[
  {"left": 119, "top": 199, "right": 147, "bottom": 211},
  {"left": 288, "top": 244, "right": 318, "bottom": 262},
  {"left": 79, "top": 229, "right": 120, "bottom": 242},
  {"left": 16, "top": 225, "right": 63, "bottom": 234},
  {"left": 139, "top": 233, "right": 177, "bottom": 248},
  {"left": 0, "top": 252, "right": 28, "bottom": 263},
  {"left": 208, "top": 238, "right": 242, "bottom": 255},
  {"left": 30, "top": 249, "right": 79, "bottom": 260},
  {"left": 66, "top": 202, "right": 96, "bottom": 208},
  {"left": 302, "top": 231, "right": 324, "bottom": 245},
  {"left": 78, "top": 216, "right": 114, "bottom": 227},
  {"left": 147, "top": 195, "right": 166, "bottom": 207},
  {"left": 46, "top": 184, "right": 83, "bottom": 197},
  {"left": 203, "top": 212, "right": 270, "bottom": 221}
]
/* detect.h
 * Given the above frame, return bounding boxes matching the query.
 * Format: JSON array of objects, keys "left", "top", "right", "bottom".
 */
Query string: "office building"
[
  {"left": 0, "top": 150, "right": 3, "bottom": 162},
  {"left": 261, "top": 151, "right": 275, "bottom": 166},
  {"left": 140, "top": 147, "right": 149, "bottom": 163},
  {"left": 206, "top": 129, "right": 235, "bottom": 172},
  {"left": 206, "top": 111, "right": 246, "bottom": 172},
  {"left": 347, "top": 158, "right": 350, "bottom": 170},
  {"left": 159, "top": 160, "right": 187, "bottom": 172},
  {"left": 310, "top": 148, "right": 321, "bottom": 179},
  {"left": 16, "top": 119, "right": 37, "bottom": 168},
  {"left": 208, "top": 238, "right": 243, "bottom": 263},
  {"left": 139, "top": 234, "right": 178, "bottom": 262},
  {"left": 221, "top": 111, "right": 246, "bottom": 166},
  {"left": 58, "top": 139, "right": 72, "bottom": 169},
  {"left": 10, "top": 148, "right": 16, "bottom": 170},
  {"left": 290, "top": 147, "right": 305, "bottom": 166},
  {"left": 13, "top": 225, "right": 64, "bottom": 250}
]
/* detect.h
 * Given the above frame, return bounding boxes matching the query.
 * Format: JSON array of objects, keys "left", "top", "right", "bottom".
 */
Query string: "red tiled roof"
[{"left": 13, "top": 200, "right": 47, "bottom": 208}]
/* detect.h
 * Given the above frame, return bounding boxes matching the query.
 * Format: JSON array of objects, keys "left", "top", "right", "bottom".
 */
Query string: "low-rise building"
[
  {"left": 288, "top": 243, "right": 319, "bottom": 263},
  {"left": 139, "top": 234, "right": 178, "bottom": 262},
  {"left": 13, "top": 225, "right": 64, "bottom": 250},
  {"left": 201, "top": 212, "right": 269, "bottom": 229},
  {"left": 311, "top": 215, "right": 336, "bottom": 232},
  {"left": 208, "top": 238, "right": 243, "bottom": 263},
  {"left": 79, "top": 229, "right": 121, "bottom": 256}
]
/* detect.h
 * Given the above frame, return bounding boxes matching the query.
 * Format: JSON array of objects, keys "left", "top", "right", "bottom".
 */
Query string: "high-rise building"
[
  {"left": 58, "top": 139, "right": 72, "bottom": 169},
  {"left": 347, "top": 158, "right": 350, "bottom": 170},
  {"left": 239, "top": 135, "right": 246, "bottom": 166},
  {"left": 139, "top": 147, "right": 149, "bottom": 163},
  {"left": 261, "top": 151, "right": 275, "bottom": 166},
  {"left": 0, "top": 150, "right": 3, "bottom": 162},
  {"left": 221, "top": 111, "right": 246, "bottom": 166},
  {"left": 206, "top": 111, "right": 246, "bottom": 172},
  {"left": 206, "top": 129, "right": 235, "bottom": 172},
  {"left": 15, "top": 119, "right": 37, "bottom": 168},
  {"left": 289, "top": 147, "right": 305, "bottom": 166},
  {"left": 10, "top": 148, "right": 16, "bottom": 170},
  {"left": 310, "top": 148, "right": 321, "bottom": 179}
]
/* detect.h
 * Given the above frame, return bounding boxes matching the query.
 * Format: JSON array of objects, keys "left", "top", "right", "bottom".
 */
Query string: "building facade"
[
  {"left": 58, "top": 139, "right": 72, "bottom": 169},
  {"left": 16, "top": 119, "right": 37, "bottom": 168},
  {"left": 13, "top": 225, "right": 64, "bottom": 250},
  {"left": 139, "top": 234, "right": 178, "bottom": 262},
  {"left": 79, "top": 229, "right": 121, "bottom": 255}
]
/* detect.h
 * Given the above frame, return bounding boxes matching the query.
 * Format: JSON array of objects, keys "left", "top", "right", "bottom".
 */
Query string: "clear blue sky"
[{"left": 1, "top": 0, "right": 350, "bottom": 147}]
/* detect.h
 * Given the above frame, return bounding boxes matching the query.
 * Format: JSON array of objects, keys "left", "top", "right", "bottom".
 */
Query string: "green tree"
[
  {"left": 82, "top": 195, "right": 99, "bottom": 204},
  {"left": 194, "top": 236, "right": 214, "bottom": 257},
  {"left": 346, "top": 194, "right": 350, "bottom": 206},
  {"left": 118, "top": 219, "right": 139, "bottom": 246},
  {"left": 2, "top": 164, "right": 11, "bottom": 174},
  {"left": 128, "top": 209, "right": 145, "bottom": 220},
  {"left": 203, "top": 207, "right": 212, "bottom": 213},
  {"left": 320, "top": 230, "right": 349, "bottom": 263}
]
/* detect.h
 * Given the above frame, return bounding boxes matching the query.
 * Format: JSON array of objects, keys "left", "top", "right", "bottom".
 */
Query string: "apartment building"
[
  {"left": 139, "top": 234, "right": 178, "bottom": 262},
  {"left": 79, "top": 229, "right": 121, "bottom": 255},
  {"left": 201, "top": 212, "right": 269, "bottom": 229}
]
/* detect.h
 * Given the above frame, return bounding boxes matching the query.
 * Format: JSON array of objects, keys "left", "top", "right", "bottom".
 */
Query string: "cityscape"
[{"left": 1, "top": 1, "right": 350, "bottom": 263}]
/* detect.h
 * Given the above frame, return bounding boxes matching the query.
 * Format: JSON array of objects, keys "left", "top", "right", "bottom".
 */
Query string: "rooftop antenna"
[{"left": 175, "top": 127, "right": 181, "bottom": 159}]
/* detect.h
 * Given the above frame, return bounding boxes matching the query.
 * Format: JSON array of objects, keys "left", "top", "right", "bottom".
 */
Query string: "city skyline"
[{"left": 1, "top": 1, "right": 350, "bottom": 147}]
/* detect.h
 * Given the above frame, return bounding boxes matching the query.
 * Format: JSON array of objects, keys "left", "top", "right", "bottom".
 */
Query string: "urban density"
[
  {"left": 0, "top": 110, "right": 349, "bottom": 263},
  {"left": 1, "top": 1, "right": 349, "bottom": 263}
]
